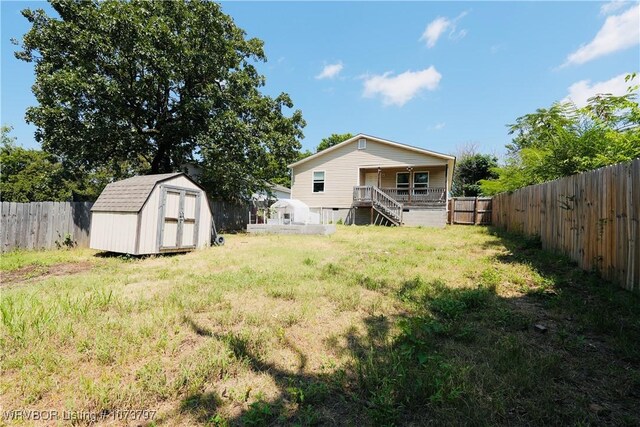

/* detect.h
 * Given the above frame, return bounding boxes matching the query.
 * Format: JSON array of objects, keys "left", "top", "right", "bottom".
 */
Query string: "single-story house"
[
  {"left": 288, "top": 134, "right": 455, "bottom": 227},
  {"left": 251, "top": 183, "right": 291, "bottom": 201}
]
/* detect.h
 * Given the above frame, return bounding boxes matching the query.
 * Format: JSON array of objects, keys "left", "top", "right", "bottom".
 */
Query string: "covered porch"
[{"left": 354, "top": 165, "right": 448, "bottom": 207}]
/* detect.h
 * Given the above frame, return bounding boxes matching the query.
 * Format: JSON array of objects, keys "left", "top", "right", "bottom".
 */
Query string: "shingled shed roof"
[{"left": 91, "top": 173, "right": 183, "bottom": 212}]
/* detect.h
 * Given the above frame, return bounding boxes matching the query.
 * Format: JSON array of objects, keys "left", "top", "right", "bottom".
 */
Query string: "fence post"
[{"left": 473, "top": 197, "right": 479, "bottom": 225}]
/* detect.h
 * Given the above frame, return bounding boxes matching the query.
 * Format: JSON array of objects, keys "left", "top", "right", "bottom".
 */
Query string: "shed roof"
[{"left": 91, "top": 173, "right": 184, "bottom": 212}]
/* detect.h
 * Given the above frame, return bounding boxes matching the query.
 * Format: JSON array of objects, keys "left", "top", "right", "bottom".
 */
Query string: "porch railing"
[
  {"left": 353, "top": 186, "right": 373, "bottom": 203},
  {"left": 380, "top": 187, "right": 446, "bottom": 205},
  {"left": 353, "top": 186, "right": 403, "bottom": 224},
  {"left": 371, "top": 186, "right": 403, "bottom": 225}
]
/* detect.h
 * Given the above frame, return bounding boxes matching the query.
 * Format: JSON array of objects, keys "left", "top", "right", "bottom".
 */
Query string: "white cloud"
[
  {"left": 316, "top": 62, "right": 343, "bottom": 80},
  {"left": 420, "top": 11, "right": 468, "bottom": 48},
  {"left": 562, "top": 73, "right": 633, "bottom": 107},
  {"left": 362, "top": 66, "right": 442, "bottom": 107},
  {"left": 452, "top": 28, "right": 468, "bottom": 41},
  {"left": 600, "top": 0, "right": 628, "bottom": 15},
  {"left": 562, "top": 5, "right": 639, "bottom": 66},
  {"left": 433, "top": 122, "right": 446, "bottom": 130},
  {"left": 421, "top": 17, "right": 450, "bottom": 48}
]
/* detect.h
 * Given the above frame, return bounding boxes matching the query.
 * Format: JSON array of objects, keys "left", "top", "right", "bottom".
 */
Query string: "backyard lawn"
[{"left": 1, "top": 225, "right": 639, "bottom": 426}]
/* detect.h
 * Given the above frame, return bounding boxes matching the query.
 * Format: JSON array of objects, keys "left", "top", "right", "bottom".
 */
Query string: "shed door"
[{"left": 158, "top": 186, "right": 201, "bottom": 251}]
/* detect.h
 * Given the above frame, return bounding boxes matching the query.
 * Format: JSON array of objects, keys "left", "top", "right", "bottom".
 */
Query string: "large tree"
[
  {"left": 481, "top": 75, "right": 640, "bottom": 194},
  {"left": 15, "top": 0, "right": 305, "bottom": 199},
  {"left": 316, "top": 133, "right": 353, "bottom": 152},
  {"left": 1, "top": 125, "right": 117, "bottom": 202},
  {"left": 451, "top": 152, "right": 498, "bottom": 197}
]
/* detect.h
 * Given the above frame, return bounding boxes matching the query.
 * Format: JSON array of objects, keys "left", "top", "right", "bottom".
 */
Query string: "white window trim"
[
  {"left": 358, "top": 138, "right": 367, "bottom": 150},
  {"left": 396, "top": 171, "right": 410, "bottom": 188},
  {"left": 312, "top": 170, "right": 326, "bottom": 193},
  {"left": 413, "top": 171, "right": 430, "bottom": 188}
]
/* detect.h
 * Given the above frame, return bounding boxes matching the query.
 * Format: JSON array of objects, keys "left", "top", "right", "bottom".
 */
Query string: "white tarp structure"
[{"left": 269, "top": 199, "right": 318, "bottom": 225}]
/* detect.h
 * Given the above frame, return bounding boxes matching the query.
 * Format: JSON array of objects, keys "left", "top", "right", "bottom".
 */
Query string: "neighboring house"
[
  {"left": 288, "top": 134, "right": 455, "bottom": 227},
  {"left": 271, "top": 184, "right": 292, "bottom": 200},
  {"left": 250, "top": 183, "right": 292, "bottom": 224},
  {"left": 252, "top": 183, "right": 291, "bottom": 201}
]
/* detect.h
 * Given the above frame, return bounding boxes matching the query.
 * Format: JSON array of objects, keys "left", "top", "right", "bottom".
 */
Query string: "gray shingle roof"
[
  {"left": 91, "top": 173, "right": 183, "bottom": 212},
  {"left": 270, "top": 184, "right": 291, "bottom": 194}
]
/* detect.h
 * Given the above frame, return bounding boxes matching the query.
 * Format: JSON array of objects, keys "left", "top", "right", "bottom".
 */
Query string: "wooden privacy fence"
[
  {"left": 1, "top": 199, "right": 251, "bottom": 252},
  {"left": 1, "top": 201, "right": 93, "bottom": 252},
  {"left": 210, "top": 199, "right": 250, "bottom": 232},
  {"left": 448, "top": 197, "right": 492, "bottom": 225},
  {"left": 492, "top": 159, "right": 640, "bottom": 293}
]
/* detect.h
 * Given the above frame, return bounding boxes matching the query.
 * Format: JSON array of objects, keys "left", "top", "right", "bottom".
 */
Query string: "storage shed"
[{"left": 90, "top": 173, "right": 213, "bottom": 255}]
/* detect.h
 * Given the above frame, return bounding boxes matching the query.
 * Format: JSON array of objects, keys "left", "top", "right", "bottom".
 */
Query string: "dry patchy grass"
[{"left": 1, "top": 225, "right": 639, "bottom": 426}]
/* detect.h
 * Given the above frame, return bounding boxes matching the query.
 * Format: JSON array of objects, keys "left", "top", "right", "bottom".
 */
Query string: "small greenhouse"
[
  {"left": 248, "top": 198, "right": 333, "bottom": 235},
  {"left": 269, "top": 199, "right": 312, "bottom": 225}
]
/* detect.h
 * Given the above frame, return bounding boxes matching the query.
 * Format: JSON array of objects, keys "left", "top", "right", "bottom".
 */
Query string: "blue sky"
[{"left": 1, "top": 1, "right": 639, "bottom": 158}]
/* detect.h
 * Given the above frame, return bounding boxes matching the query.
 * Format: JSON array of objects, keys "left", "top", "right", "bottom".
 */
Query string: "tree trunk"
[{"left": 150, "top": 141, "right": 172, "bottom": 174}]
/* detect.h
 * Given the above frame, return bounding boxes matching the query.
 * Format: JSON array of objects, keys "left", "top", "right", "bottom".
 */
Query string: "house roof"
[
  {"left": 270, "top": 184, "right": 291, "bottom": 194},
  {"left": 288, "top": 133, "right": 455, "bottom": 168},
  {"left": 91, "top": 172, "right": 184, "bottom": 213}
]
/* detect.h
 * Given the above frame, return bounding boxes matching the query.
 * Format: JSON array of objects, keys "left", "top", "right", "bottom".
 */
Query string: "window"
[
  {"left": 413, "top": 172, "right": 429, "bottom": 189},
  {"left": 313, "top": 171, "right": 325, "bottom": 193},
  {"left": 358, "top": 138, "right": 367, "bottom": 150},
  {"left": 396, "top": 172, "right": 410, "bottom": 189}
]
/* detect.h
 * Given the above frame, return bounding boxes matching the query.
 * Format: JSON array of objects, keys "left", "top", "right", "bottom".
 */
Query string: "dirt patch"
[{"left": 1, "top": 261, "right": 93, "bottom": 286}]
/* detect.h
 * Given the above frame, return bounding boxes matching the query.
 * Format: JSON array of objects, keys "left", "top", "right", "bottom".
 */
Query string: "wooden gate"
[
  {"left": 158, "top": 186, "right": 201, "bottom": 251},
  {"left": 449, "top": 197, "right": 492, "bottom": 225}
]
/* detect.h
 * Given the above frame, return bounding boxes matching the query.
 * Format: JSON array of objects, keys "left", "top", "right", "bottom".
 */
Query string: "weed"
[
  {"left": 55, "top": 232, "right": 76, "bottom": 249},
  {"left": 267, "top": 287, "right": 297, "bottom": 300},
  {"left": 208, "top": 413, "right": 229, "bottom": 426},
  {"left": 321, "top": 262, "right": 342, "bottom": 278},
  {"left": 242, "top": 400, "right": 278, "bottom": 426},
  {"left": 136, "top": 360, "right": 169, "bottom": 400},
  {"left": 327, "top": 288, "right": 361, "bottom": 311},
  {"left": 479, "top": 267, "right": 501, "bottom": 288},
  {"left": 353, "top": 273, "right": 387, "bottom": 291}
]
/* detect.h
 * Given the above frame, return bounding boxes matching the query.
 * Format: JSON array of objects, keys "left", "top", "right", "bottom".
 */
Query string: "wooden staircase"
[{"left": 353, "top": 186, "right": 403, "bottom": 226}]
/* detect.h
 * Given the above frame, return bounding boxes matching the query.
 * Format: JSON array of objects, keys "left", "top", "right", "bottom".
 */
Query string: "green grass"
[
  {"left": 1, "top": 225, "right": 639, "bottom": 426},
  {"left": 0, "top": 247, "right": 97, "bottom": 271}
]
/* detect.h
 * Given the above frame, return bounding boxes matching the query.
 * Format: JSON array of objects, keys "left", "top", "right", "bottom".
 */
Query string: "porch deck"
[
  {"left": 352, "top": 185, "right": 447, "bottom": 227},
  {"left": 353, "top": 186, "right": 447, "bottom": 208}
]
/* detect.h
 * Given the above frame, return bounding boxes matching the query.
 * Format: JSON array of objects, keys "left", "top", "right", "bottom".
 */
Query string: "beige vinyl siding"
[
  {"left": 90, "top": 212, "right": 138, "bottom": 253},
  {"left": 291, "top": 138, "right": 449, "bottom": 208},
  {"left": 137, "top": 176, "right": 212, "bottom": 254}
]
